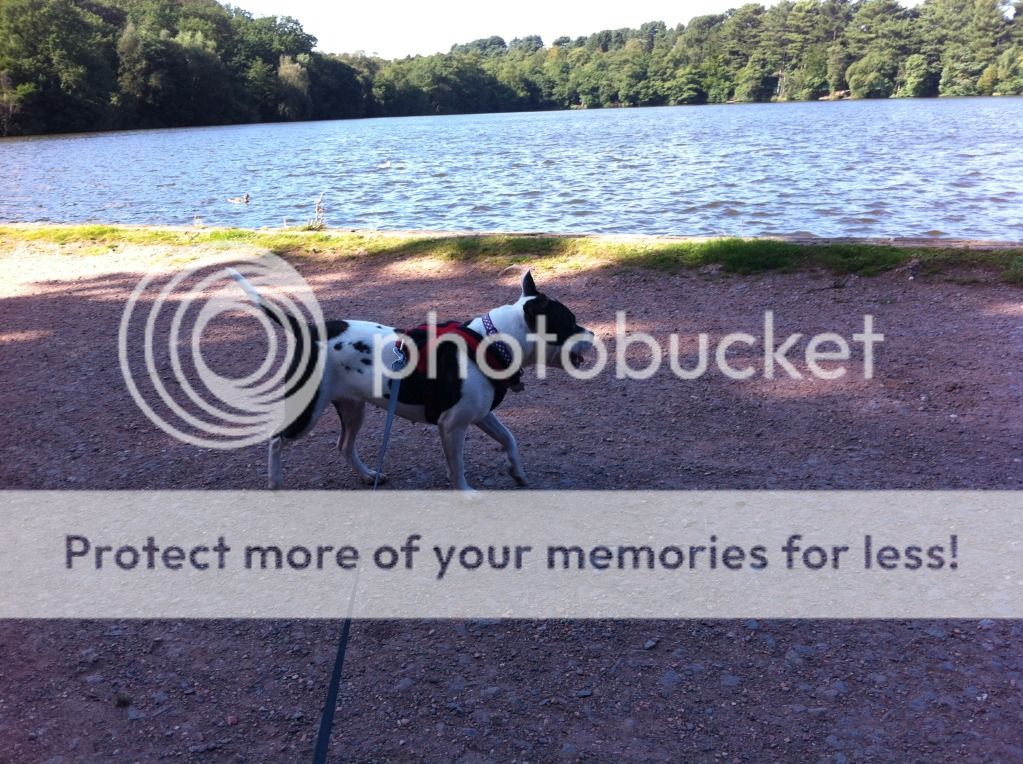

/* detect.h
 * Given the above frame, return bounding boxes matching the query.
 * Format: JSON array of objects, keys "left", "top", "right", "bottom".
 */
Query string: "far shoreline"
[{"left": 3, "top": 94, "right": 1023, "bottom": 142}]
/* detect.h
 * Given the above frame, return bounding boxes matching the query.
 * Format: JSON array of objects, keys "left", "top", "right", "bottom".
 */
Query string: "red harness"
[
  {"left": 395, "top": 321, "right": 522, "bottom": 423},
  {"left": 399, "top": 321, "right": 518, "bottom": 383}
]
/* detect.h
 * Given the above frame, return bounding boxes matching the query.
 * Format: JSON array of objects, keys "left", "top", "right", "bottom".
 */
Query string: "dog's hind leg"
[
  {"left": 334, "top": 400, "right": 383, "bottom": 485},
  {"left": 268, "top": 435, "right": 285, "bottom": 489},
  {"left": 475, "top": 412, "right": 528, "bottom": 487}
]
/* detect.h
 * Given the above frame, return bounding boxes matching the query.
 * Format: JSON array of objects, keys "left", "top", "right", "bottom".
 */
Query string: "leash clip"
[{"left": 391, "top": 343, "right": 409, "bottom": 371}]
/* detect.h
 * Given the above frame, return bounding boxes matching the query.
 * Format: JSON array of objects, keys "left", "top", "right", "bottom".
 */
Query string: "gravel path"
[{"left": 1, "top": 243, "right": 1021, "bottom": 762}]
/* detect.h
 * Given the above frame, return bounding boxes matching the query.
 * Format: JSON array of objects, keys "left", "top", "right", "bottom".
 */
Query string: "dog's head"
[{"left": 517, "top": 271, "right": 593, "bottom": 370}]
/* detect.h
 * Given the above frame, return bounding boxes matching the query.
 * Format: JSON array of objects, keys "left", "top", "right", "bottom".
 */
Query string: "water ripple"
[{"left": 2, "top": 98, "right": 1023, "bottom": 238}]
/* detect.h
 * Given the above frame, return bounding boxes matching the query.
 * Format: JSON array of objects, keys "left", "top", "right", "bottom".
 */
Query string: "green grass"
[{"left": 1, "top": 224, "right": 1021, "bottom": 283}]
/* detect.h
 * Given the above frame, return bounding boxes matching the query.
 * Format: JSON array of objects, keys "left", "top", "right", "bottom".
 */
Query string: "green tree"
[
  {"left": 847, "top": 50, "right": 898, "bottom": 97},
  {"left": 277, "top": 55, "right": 310, "bottom": 119},
  {"left": 0, "top": 0, "right": 1019, "bottom": 135},
  {"left": 994, "top": 45, "right": 1023, "bottom": 92},
  {"left": 898, "top": 53, "right": 940, "bottom": 95},
  {"left": 665, "top": 67, "right": 707, "bottom": 104},
  {"left": 0, "top": 70, "right": 24, "bottom": 135},
  {"left": 0, "top": 0, "right": 117, "bottom": 133}
]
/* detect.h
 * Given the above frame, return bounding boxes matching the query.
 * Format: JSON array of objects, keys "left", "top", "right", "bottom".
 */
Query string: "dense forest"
[{"left": 1, "top": 0, "right": 1022, "bottom": 136}]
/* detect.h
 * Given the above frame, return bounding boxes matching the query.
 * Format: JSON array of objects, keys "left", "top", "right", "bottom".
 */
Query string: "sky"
[{"left": 233, "top": 0, "right": 752, "bottom": 59}]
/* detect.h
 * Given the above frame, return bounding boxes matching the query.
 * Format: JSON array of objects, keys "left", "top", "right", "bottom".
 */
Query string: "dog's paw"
[
  {"left": 506, "top": 464, "right": 529, "bottom": 487},
  {"left": 360, "top": 471, "right": 386, "bottom": 486}
]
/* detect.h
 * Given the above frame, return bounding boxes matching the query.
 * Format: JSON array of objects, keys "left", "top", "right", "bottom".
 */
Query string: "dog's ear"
[
  {"left": 522, "top": 293, "right": 549, "bottom": 325},
  {"left": 521, "top": 270, "right": 539, "bottom": 297}
]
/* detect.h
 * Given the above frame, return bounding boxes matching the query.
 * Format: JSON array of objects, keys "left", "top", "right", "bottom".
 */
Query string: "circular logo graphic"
[{"left": 118, "top": 252, "right": 325, "bottom": 449}]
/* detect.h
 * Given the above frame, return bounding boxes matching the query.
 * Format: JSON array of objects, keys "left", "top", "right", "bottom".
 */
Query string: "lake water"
[{"left": 2, "top": 98, "right": 1022, "bottom": 239}]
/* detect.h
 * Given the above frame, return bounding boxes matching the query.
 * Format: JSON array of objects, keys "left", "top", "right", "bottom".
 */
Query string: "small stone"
[
  {"left": 393, "top": 677, "right": 414, "bottom": 692},
  {"left": 659, "top": 669, "right": 681, "bottom": 689},
  {"left": 643, "top": 638, "right": 659, "bottom": 650},
  {"left": 126, "top": 707, "right": 143, "bottom": 721},
  {"left": 722, "top": 674, "right": 742, "bottom": 687},
  {"left": 978, "top": 618, "right": 996, "bottom": 630},
  {"left": 226, "top": 715, "right": 239, "bottom": 726},
  {"left": 574, "top": 688, "right": 593, "bottom": 698}
]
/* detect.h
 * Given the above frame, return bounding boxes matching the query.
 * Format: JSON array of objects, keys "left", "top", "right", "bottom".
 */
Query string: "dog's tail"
[
  {"left": 226, "top": 267, "right": 306, "bottom": 336},
  {"left": 227, "top": 267, "right": 264, "bottom": 306}
]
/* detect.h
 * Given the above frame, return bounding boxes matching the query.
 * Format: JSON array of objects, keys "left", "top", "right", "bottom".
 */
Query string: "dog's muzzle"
[{"left": 564, "top": 330, "right": 594, "bottom": 370}]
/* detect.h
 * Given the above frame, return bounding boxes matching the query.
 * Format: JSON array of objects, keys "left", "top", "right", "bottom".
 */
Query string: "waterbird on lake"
[{"left": 227, "top": 193, "right": 250, "bottom": 204}]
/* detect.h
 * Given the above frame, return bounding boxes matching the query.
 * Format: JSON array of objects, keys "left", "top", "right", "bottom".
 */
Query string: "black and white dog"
[{"left": 231, "top": 270, "right": 591, "bottom": 490}]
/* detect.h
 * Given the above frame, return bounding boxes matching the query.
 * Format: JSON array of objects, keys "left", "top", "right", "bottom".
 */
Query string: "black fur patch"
[
  {"left": 523, "top": 295, "right": 585, "bottom": 344},
  {"left": 324, "top": 320, "right": 350, "bottom": 340},
  {"left": 361, "top": 358, "right": 372, "bottom": 365},
  {"left": 352, "top": 340, "right": 372, "bottom": 354}
]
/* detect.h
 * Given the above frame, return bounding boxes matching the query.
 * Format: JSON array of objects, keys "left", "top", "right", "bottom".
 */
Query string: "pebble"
[{"left": 659, "top": 669, "right": 682, "bottom": 689}]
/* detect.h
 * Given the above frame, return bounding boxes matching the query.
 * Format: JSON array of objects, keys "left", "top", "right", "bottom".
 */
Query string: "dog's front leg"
[
  {"left": 438, "top": 420, "right": 472, "bottom": 491},
  {"left": 475, "top": 412, "right": 528, "bottom": 487}
]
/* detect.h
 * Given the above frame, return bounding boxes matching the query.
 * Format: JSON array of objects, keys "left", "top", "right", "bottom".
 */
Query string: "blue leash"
[
  {"left": 313, "top": 347, "right": 407, "bottom": 763},
  {"left": 373, "top": 346, "right": 407, "bottom": 489}
]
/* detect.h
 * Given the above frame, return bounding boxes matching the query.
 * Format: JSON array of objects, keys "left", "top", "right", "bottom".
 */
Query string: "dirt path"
[{"left": 1, "top": 243, "right": 1021, "bottom": 762}]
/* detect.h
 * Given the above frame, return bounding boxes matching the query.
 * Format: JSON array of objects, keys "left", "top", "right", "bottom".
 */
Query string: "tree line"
[{"left": 1, "top": 0, "right": 1022, "bottom": 136}]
